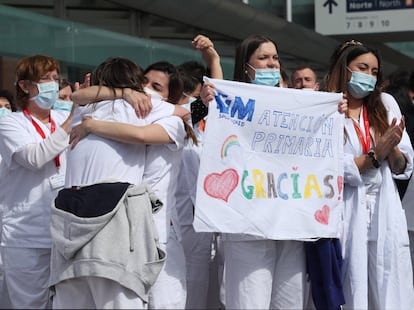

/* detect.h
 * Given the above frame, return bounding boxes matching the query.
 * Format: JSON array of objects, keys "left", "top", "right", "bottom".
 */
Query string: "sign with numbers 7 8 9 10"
[{"left": 315, "top": 0, "right": 414, "bottom": 35}]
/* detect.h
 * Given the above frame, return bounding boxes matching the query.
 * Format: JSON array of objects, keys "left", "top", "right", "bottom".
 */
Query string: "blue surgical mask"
[
  {"left": 347, "top": 68, "right": 377, "bottom": 99},
  {"left": 53, "top": 99, "right": 73, "bottom": 111},
  {"left": 0, "top": 107, "right": 11, "bottom": 118},
  {"left": 30, "top": 81, "right": 59, "bottom": 110},
  {"left": 248, "top": 64, "right": 280, "bottom": 86}
]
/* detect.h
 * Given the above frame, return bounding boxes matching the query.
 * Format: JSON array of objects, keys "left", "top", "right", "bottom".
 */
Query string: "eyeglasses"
[{"left": 38, "top": 75, "right": 61, "bottom": 83}]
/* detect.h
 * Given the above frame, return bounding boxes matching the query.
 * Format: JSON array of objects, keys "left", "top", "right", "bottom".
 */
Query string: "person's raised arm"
[{"left": 192, "top": 34, "right": 223, "bottom": 80}]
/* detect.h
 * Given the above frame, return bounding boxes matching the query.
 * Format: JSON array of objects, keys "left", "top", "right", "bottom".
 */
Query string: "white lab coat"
[{"left": 341, "top": 93, "right": 414, "bottom": 309}]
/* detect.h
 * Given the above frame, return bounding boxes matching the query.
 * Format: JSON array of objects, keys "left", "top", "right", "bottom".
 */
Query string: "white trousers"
[
  {"left": 410, "top": 230, "right": 414, "bottom": 286},
  {"left": 207, "top": 233, "right": 226, "bottom": 309},
  {"left": 223, "top": 239, "right": 307, "bottom": 310},
  {"left": 148, "top": 227, "right": 186, "bottom": 309},
  {"left": 0, "top": 246, "right": 11, "bottom": 309},
  {"left": 1, "top": 247, "right": 51, "bottom": 309},
  {"left": 180, "top": 223, "right": 214, "bottom": 309},
  {"left": 53, "top": 276, "right": 146, "bottom": 309}
]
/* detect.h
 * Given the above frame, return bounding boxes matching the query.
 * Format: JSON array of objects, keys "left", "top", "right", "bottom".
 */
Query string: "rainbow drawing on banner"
[{"left": 220, "top": 135, "right": 241, "bottom": 159}]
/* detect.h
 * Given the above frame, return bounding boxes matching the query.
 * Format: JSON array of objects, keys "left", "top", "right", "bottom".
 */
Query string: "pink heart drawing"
[
  {"left": 314, "top": 205, "right": 330, "bottom": 225},
  {"left": 204, "top": 169, "right": 239, "bottom": 202}
]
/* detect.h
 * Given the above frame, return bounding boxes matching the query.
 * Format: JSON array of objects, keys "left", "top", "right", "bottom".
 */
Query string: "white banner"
[{"left": 193, "top": 78, "right": 344, "bottom": 240}]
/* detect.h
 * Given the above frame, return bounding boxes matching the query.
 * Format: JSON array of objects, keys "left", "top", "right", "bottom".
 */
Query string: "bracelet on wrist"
[{"left": 367, "top": 150, "right": 380, "bottom": 168}]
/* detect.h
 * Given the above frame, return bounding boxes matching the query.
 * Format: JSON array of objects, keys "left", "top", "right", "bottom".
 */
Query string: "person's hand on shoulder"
[{"left": 123, "top": 88, "right": 152, "bottom": 119}]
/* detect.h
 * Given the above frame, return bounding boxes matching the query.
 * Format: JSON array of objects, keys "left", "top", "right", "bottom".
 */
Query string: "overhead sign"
[{"left": 315, "top": 0, "right": 414, "bottom": 35}]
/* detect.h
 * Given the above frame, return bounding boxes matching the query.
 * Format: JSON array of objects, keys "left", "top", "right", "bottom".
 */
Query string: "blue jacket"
[{"left": 305, "top": 238, "right": 345, "bottom": 310}]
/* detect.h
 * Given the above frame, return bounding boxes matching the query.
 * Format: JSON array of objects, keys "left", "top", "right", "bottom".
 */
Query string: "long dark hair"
[
  {"left": 324, "top": 40, "right": 389, "bottom": 135},
  {"left": 144, "top": 61, "right": 183, "bottom": 104},
  {"left": 91, "top": 57, "right": 145, "bottom": 102},
  {"left": 233, "top": 34, "right": 278, "bottom": 83},
  {"left": 177, "top": 61, "right": 206, "bottom": 94},
  {"left": 144, "top": 61, "right": 197, "bottom": 144}
]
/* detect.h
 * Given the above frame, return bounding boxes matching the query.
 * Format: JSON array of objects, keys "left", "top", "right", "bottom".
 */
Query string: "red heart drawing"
[
  {"left": 314, "top": 205, "right": 330, "bottom": 225},
  {"left": 204, "top": 169, "right": 239, "bottom": 202}
]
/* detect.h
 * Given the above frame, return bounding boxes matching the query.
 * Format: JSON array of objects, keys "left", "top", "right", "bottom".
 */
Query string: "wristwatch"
[{"left": 367, "top": 150, "right": 380, "bottom": 168}]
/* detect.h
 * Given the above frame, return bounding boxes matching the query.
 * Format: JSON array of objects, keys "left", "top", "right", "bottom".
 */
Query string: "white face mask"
[
  {"left": 182, "top": 92, "right": 197, "bottom": 105},
  {"left": 143, "top": 87, "right": 163, "bottom": 100},
  {"left": 188, "top": 96, "right": 197, "bottom": 105}
]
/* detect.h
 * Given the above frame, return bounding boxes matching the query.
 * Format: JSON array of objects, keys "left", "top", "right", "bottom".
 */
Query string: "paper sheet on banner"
[{"left": 193, "top": 78, "right": 344, "bottom": 240}]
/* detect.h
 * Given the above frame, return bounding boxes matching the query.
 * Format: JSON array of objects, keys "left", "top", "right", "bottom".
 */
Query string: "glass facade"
[
  {"left": 0, "top": 5, "right": 235, "bottom": 91},
  {"left": 0, "top": 1, "right": 412, "bottom": 93}
]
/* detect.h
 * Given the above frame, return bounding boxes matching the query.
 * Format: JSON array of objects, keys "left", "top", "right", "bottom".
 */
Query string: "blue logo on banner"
[{"left": 215, "top": 92, "right": 255, "bottom": 125}]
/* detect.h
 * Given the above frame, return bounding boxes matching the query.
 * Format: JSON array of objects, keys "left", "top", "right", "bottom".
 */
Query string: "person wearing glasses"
[{"left": 0, "top": 54, "right": 74, "bottom": 308}]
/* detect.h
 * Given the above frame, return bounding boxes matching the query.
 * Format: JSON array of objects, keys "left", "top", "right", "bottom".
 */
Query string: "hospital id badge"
[{"left": 49, "top": 173, "right": 65, "bottom": 190}]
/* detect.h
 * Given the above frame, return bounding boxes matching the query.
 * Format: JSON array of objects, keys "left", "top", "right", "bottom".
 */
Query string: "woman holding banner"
[
  {"left": 201, "top": 34, "right": 330, "bottom": 310},
  {"left": 226, "top": 35, "right": 307, "bottom": 310},
  {"left": 324, "top": 40, "right": 414, "bottom": 309}
]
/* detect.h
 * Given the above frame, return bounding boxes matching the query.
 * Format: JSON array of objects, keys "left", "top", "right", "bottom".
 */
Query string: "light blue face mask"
[
  {"left": 0, "top": 107, "right": 11, "bottom": 118},
  {"left": 53, "top": 99, "right": 73, "bottom": 111},
  {"left": 347, "top": 68, "right": 377, "bottom": 99},
  {"left": 248, "top": 64, "right": 281, "bottom": 86},
  {"left": 30, "top": 81, "right": 59, "bottom": 110}
]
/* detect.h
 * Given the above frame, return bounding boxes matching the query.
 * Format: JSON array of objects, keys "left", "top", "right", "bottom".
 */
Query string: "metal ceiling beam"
[{"left": 109, "top": 0, "right": 414, "bottom": 74}]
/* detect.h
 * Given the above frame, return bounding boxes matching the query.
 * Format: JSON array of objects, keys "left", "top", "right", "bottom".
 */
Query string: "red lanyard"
[
  {"left": 351, "top": 105, "right": 371, "bottom": 154},
  {"left": 23, "top": 108, "right": 61, "bottom": 168}
]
